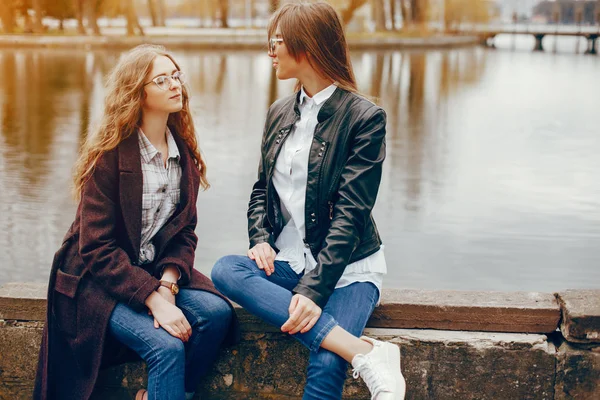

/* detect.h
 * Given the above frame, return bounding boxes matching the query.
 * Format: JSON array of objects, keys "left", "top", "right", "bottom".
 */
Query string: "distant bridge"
[{"left": 472, "top": 26, "right": 599, "bottom": 54}]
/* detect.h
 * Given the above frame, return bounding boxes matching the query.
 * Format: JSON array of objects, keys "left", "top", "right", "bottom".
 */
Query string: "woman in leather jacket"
[{"left": 212, "top": 3, "right": 405, "bottom": 399}]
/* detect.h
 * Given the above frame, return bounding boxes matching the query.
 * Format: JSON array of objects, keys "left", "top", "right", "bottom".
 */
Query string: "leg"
[
  {"left": 108, "top": 303, "right": 185, "bottom": 400},
  {"left": 211, "top": 255, "right": 337, "bottom": 351},
  {"left": 175, "top": 289, "right": 233, "bottom": 394},
  {"left": 302, "top": 282, "right": 380, "bottom": 400}
]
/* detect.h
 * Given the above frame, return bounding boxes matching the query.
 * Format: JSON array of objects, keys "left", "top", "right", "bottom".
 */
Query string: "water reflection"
[{"left": 0, "top": 45, "right": 598, "bottom": 292}]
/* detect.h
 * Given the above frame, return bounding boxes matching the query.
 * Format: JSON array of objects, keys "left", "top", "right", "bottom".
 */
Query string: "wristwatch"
[{"left": 159, "top": 280, "right": 179, "bottom": 295}]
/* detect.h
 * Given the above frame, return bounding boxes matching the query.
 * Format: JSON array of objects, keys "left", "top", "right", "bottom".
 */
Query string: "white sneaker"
[{"left": 351, "top": 336, "right": 406, "bottom": 400}]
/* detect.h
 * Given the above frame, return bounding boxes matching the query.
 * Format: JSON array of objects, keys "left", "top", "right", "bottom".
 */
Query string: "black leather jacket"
[{"left": 248, "top": 87, "right": 386, "bottom": 308}]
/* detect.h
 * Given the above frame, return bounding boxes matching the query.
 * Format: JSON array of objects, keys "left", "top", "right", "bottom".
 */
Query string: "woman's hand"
[
  {"left": 281, "top": 294, "right": 322, "bottom": 334},
  {"left": 145, "top": 291, "right": 191, "bottom": 342},
  {"left": 248, "top": 242, "right": 276, "bottom": 276},
  {"left": 149, "top": 286, "right": 176, "bottom": 328}
]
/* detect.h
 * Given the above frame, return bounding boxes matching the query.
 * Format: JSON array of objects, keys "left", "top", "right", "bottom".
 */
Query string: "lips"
[{"left": 170, "top": 94, "right": 181, "bottom": 100}]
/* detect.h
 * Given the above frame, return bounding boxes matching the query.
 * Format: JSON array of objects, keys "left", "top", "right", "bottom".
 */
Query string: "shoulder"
[
  {"left": 267, "top": 92, "right": 297, "bottom": 117},
  {"left": 344, "top": 91, "right": 386, "bottom": 122}
]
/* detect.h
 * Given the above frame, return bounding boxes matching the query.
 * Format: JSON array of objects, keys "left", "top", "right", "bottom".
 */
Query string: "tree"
[
  {"left": 340, "top": 0, "right": 368, "bottom": 25},
  {"left": 125, "top": 0, "right": 144, "bottom": 35},
  {"left": 0, "top": 0, "right": 18, "bottom": 33},
  {"left": 372, "top": 0, "right": 386, "bottom": 31},
  {"left": 32, "top": 0, "right": 44, "bottom": 33},
  {"left": 410, "top": 0, "right": 428, "bottom": 25},
  {"left": 43, "top": 0, "right": 75, "bottom": 31},
  {"left": 269, "top": 0, "right": 280, "bottom": 13},
  {"left": 219, "top": 0, "right": 228, "bottom": 28}
]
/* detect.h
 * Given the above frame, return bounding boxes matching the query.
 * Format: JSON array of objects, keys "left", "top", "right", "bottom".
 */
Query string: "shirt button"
[
  {"left": 311, "top": 218, "right": 316, "bottom": 223},
  {"left": 156, "top": 208, "right": 160, "bottom": 213},
  {"left": 310, "top": 213, "right": 316, "bottom": 217},
  {"left": 162, "top": 187, "right": 166, "bottom": 193}
]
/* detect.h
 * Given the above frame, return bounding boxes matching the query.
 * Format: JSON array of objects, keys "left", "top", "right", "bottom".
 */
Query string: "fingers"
[
  {"left": 289, "top": 315, "right": 313, "bottom": 335},
  {"left": 154, "top": 317, "right": 159, "bottom": 329},
  {"left": 300, "top": 315, "right": 320, "bottom": 334},
  {"left": 249, "top": 243, "right": 276, "bottom": 276},
  {"left": 282, "top": 295, "right": 321, "bottom": 334}
]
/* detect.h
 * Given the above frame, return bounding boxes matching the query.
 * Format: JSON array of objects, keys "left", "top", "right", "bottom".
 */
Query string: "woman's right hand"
[
  {"left": 248, "top": 242, "right": 276, "bottom": 276},
  {"left": 145, "top": 292, "right": 191, "bottom": 342}
]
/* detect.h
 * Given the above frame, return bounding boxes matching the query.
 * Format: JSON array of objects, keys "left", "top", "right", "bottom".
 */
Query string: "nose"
[{"left": 170, "top": 77, "right": 182, "bottom": 90}]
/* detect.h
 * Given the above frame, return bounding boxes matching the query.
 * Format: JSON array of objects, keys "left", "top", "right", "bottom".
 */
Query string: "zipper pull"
[{"left": 328, "top": 201, "right": 333, "bottom": 220}]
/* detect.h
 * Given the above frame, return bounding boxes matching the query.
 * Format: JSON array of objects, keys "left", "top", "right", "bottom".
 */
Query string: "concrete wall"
[{"left": 1, "top": 283, "right": 598, "bottom": 399}]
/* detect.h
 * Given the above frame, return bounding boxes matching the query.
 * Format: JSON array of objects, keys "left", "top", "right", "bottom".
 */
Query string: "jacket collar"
[{"left": 278, "top": 87, "right": 350, "bottom": 132}]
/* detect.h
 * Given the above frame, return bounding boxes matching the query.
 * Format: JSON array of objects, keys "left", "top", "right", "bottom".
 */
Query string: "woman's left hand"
[
  {"left": 281, "top": 294, "right": 322, "bottom": 334},
  {"left": 149, "top": 286, "right": 176, "bottom": 328}
]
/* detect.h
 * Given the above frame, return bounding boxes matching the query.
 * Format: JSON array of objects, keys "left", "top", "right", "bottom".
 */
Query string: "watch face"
[{"left": 172, "top": 285, "right": 179, "bottom": 295}]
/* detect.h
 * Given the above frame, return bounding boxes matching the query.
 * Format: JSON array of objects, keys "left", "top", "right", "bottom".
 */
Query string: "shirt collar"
[
  {"left": 138, "top": 127, "right": 180, "bottom": 164},
  {"left": 165, "top": 127, "right": 181, "bottom": 161},
  {"left": 299, "top": 83, "right": 337, "bottom": 107}
]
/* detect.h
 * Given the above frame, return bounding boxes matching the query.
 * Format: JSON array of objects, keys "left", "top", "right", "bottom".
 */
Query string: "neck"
[
  {"left": 298, "top": 71, "right": 334, "bottom": 99},
  {"left": 140, "top": 111, "right": 169, "bottom": 147}
]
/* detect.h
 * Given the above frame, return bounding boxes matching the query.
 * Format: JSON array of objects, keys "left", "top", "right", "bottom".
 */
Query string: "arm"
[
  {"left": 247, "top": 108, "right": 277, "bottom": 251},
  {"left": 153, "top": 211, "right": 197, "bottom": 286},
  {"left": 79, "top": 151, "right": 160, "bottom": 312},
  {"left": 293, "top": 108, "right": 387, "bottom": 308}
]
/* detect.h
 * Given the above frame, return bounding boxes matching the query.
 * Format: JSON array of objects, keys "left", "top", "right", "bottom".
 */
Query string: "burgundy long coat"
[{"left": 33, "top": 131, "right": 239, "bottom": 400}]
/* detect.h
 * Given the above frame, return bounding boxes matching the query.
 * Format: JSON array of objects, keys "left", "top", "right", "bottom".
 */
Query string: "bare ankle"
[{"left": 357, "top": 337, "right": 374, "bottom": 355}]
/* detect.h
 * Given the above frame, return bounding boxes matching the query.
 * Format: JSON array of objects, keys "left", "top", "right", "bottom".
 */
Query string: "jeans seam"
[
  {"left": 110, "top": 316, "right": 163, "bottom": 399},
  {"left": 309, "top": 318, "right": 337, "bottom": 352}
]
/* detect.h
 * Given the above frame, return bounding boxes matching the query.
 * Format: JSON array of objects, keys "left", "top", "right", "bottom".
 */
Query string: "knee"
[
  {"left": 203, "top": 298, "right": 233, "bottom": 334},
  {"left": 211, "top": 255, "right": 246, "bottom": 292},
  {"left": 148, "top": 335, "right": 185, "bottom": 366}
]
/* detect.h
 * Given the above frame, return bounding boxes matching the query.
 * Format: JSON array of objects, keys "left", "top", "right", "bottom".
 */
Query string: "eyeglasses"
[
  {"left": 144, "top": 71, "right": 186, "bottom": 91},
  {"left": 268, "top": 37, "right": 284, "bottom": 55}
]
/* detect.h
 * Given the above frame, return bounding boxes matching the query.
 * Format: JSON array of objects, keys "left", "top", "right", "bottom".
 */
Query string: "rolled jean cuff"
[{"left": 308, "top": 318, "right": 338, "bottom": 352}]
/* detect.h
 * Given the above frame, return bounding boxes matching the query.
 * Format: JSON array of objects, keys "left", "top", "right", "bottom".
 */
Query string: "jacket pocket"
[{"left": 53, "top": 269, "right": 82, "bottom": 337}]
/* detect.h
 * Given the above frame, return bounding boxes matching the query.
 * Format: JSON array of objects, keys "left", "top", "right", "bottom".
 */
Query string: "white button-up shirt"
[{"left": 272, "top": 84, "right": 386, "bottom": 294}]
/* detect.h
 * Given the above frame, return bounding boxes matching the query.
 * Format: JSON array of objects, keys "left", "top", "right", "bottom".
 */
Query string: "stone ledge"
[
  {"left": 556, "top": 289, "right": 600, "bottom": 344},
  {"left": 0, "top": 321, "right": 559, "bottom": 400},
  {"left": 0, "top": 283, "right": 561, "bottom": 334},
  {"left": 555, "top": 341, "right": 600, "bottom": 400}
]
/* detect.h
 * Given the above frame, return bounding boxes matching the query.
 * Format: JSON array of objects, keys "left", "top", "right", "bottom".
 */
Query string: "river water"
[{"left": 0, "top": 36, "right": 598, "bottom": 292}]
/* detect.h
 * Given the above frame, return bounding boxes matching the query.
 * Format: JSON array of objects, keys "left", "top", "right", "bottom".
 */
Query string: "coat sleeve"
[
  {"left": 247, "top": 107, "right": 278, "bottom": 250},
  {"left": 293, "top": 107, "right": 387, "bottom": 308},
  {"left": 79, "top": 151, "right": 160, "bottom": 312}
]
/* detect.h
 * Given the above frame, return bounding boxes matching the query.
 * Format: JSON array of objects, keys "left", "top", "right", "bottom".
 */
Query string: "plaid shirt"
[{"left": 137, "top": 127, "right": 182, "bottom": 264}]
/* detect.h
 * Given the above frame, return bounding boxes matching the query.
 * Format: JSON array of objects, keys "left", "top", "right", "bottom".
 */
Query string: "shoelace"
[{"left": 352, "top": 356, "right": 388, "bottom": 397}]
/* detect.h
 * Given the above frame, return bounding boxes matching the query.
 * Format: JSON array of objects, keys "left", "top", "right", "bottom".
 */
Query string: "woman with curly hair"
[{"left": 34, "top": 44, "right": 238, "bottom": 400}]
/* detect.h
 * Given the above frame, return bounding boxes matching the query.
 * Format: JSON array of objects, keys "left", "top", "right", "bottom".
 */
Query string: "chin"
[{"left": 276, "top": 70, "right": 292, "bottom": 80}]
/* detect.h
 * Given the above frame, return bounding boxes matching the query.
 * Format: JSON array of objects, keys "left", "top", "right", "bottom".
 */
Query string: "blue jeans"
[
  {"left": 108, "top": 289, "right": 232, "bottom": 400},
  {"left": 211, "top": 255, "right": 379, "bottom": 400}
]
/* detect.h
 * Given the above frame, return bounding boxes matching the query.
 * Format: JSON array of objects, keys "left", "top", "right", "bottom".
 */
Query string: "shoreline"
[{"left": 0, "top": 33, "right": 481, "bottom": 50}]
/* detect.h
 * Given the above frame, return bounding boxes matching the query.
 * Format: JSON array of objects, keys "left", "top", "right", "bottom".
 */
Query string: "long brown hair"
[
  {"left": 73, "top": 44, "right": 208, "bottom": 200},
  {"left": 268, "top": 1, "right": 358, "bottom": 93}
]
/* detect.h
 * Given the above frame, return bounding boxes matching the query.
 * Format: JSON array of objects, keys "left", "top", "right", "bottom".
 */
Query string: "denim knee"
[
  {"left": 211, "top": 254, "right": 244, "bottom": 293},
  {"left": 147, "top": 334, "right": 185, "bottom": 367},
  {"left": 202, "top": 298, "right": 233, "bottom": 335}
]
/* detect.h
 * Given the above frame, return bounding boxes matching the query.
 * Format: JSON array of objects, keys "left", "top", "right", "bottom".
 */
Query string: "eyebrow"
[{"left": 151, "top": 68, "right": 178, "bottom": 81}]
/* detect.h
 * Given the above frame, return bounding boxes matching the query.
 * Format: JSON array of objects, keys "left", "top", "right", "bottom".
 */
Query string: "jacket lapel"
[
  {"left": 118, "top": 133, "right": 143, "bottom": 259},
  {"left": 152, "top": 131, "right": 198, "bottom": 253}
]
